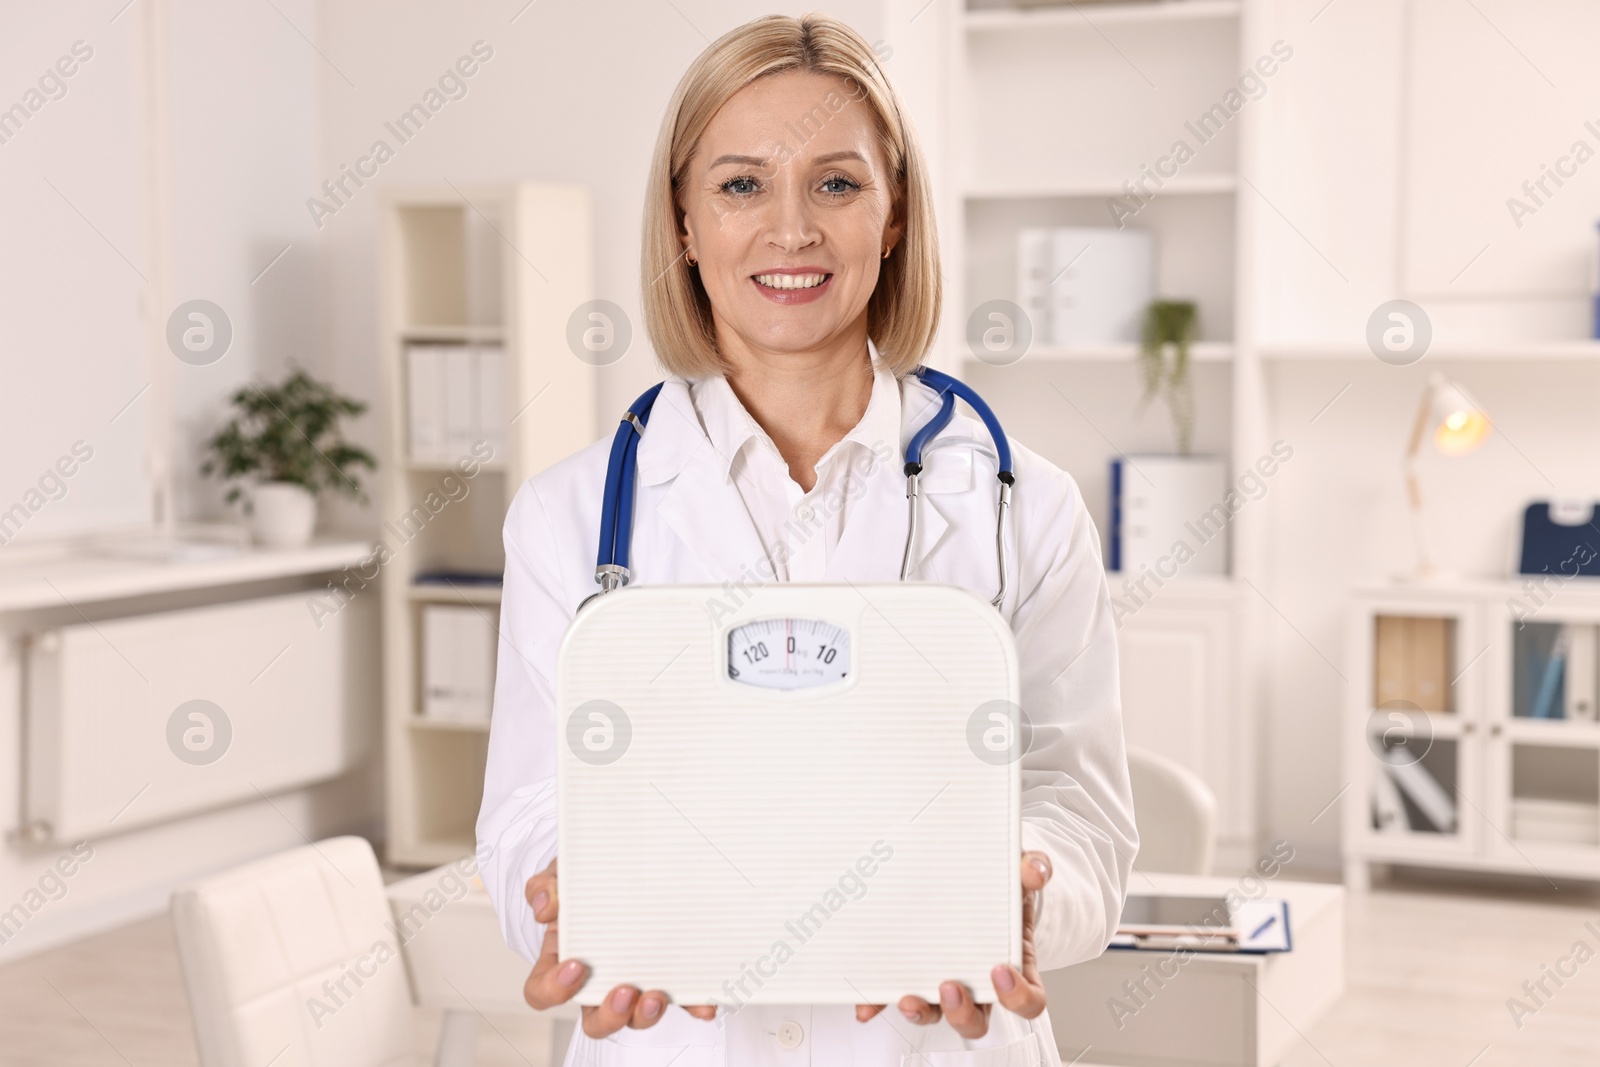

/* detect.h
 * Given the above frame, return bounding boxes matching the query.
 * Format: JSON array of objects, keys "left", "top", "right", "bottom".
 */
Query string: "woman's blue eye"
[
  {"left": 821, "top": 175, "right": 860, "bottom": 196},
  {"left": 722, "top": 176, "right": 759, "bottom": 196}
]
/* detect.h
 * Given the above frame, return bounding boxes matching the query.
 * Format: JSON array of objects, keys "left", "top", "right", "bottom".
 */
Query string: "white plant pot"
[{"left": 249, "top": 482, "right": 317, "bottom": 548}]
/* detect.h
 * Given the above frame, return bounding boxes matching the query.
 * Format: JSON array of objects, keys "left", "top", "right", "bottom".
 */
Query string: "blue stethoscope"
[{"left": 590, "top": 366, "right": 1014, "bottom": 608}]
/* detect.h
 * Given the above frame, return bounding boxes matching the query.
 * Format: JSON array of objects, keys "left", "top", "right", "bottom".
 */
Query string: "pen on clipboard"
[{"left": 1248, "top": 914, "right": 1277, "bottom": 940}]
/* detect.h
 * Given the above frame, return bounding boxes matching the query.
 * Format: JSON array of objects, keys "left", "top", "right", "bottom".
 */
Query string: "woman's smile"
[{"left": 751, "top": 267, "right": 835, "bottom": 304}]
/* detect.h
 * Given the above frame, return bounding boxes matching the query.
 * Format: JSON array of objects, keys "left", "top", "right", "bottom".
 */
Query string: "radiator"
[{"left": 25, "top": 591, "right": 376, "bottom": 842}]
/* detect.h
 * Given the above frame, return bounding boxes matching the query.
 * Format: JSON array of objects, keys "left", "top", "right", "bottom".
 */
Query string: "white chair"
[
  {"left": 171, "top": 835, "right": 460, "bottom": 1067},
  {"left": 1126, "top": 746, "right": 1217, "bottom": 875}
]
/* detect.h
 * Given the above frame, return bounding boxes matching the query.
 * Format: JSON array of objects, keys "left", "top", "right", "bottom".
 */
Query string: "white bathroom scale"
[{"left": 556, "top": 582, "right": 1022, "bottom": 1006}]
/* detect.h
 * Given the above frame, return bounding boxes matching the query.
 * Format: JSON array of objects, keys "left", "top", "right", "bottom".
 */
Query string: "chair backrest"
[
  {"left": 1126, "top": 747, "right": 1218, "bottom": 875},
  {"left": 170, "top": 836, "right": 415, "bottom": 1067}
]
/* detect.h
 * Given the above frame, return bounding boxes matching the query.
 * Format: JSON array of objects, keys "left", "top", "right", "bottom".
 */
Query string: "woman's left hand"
[{"left": 855, "top": 851, "right": 1051, "bottom": 1036}]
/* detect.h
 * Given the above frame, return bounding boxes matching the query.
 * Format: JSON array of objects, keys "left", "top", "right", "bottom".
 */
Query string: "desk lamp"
[{"left": 1403, "top": 373, "right": 1491, "bottom": 576}]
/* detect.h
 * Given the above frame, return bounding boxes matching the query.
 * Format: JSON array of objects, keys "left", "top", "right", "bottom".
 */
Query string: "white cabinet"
[
  {"left": 1117, "top": 578, "right": 1252, "bottom": 865},
  {"left": 1345, "top": 582, "right": 1600, "bottom": 889}
]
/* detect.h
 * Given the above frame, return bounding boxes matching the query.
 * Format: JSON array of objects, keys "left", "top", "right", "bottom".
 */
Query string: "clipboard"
[{"left": 1108, "top": 893, "right": 1292, "bottom": 955}]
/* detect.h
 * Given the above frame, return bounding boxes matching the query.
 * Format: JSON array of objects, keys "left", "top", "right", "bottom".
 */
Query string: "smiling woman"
[{"left": 475, "top": 13, "right": 1136, "bottom": 1067}]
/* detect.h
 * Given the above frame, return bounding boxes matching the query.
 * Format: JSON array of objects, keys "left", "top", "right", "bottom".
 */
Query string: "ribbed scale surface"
[{"left": 557, "top": 584, "right": 1020, "bottom": 1005}]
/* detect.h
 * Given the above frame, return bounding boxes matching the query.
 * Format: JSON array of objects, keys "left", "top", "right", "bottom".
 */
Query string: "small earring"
[
  {"left": 685, "top": 252, "right": 697, "bottom": 266},
  {"left": 881, "top": 246, "right": 891, "bottom": 259}
]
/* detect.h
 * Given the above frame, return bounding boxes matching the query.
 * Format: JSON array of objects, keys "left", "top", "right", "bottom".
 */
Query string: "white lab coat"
[{"left": 476, "top": 366, "right": 1138, "bottom": 1067}]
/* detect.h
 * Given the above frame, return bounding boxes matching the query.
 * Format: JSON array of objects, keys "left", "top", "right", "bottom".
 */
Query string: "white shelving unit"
[
  {"left": 939, "top": 0, "right": 1254, "bottom": 355},
  {"left": 889, "top": 0, "right": 1600, "bottom": 878},
  {"left": 377, "top": 184, "right": 596, "bottom": 868},
  {"left": 1345, "top": 581, "right": 1600, "bottom": 889},
  {"left": 891, "top": 0, "right": 1265, "bottom": 863}
]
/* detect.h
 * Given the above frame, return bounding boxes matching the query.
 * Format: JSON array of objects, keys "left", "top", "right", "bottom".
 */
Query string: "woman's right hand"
[{"left": 522, "top": 858, "right": 719, "bottom": 1037}]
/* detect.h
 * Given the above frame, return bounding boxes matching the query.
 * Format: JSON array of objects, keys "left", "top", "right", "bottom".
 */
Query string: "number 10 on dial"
[{"left": 727, "top": 617, "right": 850, "bottom": 690}]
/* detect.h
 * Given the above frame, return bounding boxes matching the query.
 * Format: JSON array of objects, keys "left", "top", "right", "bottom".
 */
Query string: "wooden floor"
[
  {"left": 1281, "top": 870, "right": 1600, "bottom": 1067},
  {"left": 1, "top": 872, "right": 1597, "bottom": 1066}
]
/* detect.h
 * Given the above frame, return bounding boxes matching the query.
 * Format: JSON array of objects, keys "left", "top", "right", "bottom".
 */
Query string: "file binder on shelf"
[
  {"left": 1383, "top": 753, "right": 1457, "bottom": 833},
  {"left": 1012, "top": 226, "right": 1154, "bottom": 347},
  {"left": 1371, "top": 764, "right": 1407, "bottom": 833},
  {"left": 1566, "top": 624, "right": 1598, "bottom": 721},
  {"left": 404, "top": 342, "right": 507, "bottom": 463},
  {"left": 421, "top": 605, "right": 495, "bottom": 724},
  {"left": 1515, "top": 622, "right": 1600, "bottom": 721},
  {"left": 1108, "top": 455, "right": 1228, "bottom": 576}
]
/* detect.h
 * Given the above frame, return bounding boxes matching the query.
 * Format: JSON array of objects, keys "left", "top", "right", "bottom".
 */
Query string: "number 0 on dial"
[{"left": 727, "top": 618, "right": 850, "bottom": 690}]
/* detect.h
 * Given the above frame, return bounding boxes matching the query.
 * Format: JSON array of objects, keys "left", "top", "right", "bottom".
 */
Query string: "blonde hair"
[{"left": 640, "top": 13, "right": 941, "bottom": 379}]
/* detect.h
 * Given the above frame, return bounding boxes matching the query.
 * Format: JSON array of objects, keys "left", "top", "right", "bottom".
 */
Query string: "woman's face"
[{"left": 679, "top": 69, "right": 900, "bottom": 362}]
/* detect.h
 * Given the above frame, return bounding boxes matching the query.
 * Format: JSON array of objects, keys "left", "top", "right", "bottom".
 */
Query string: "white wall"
[
  {"left": 0, "top": 6, "right": 152, "bottom": 540},
  {"left": 0, "top": 0, "right": 379, "bottom": 962},
  {"left": 0, "top": 0, "right": 332, "bottom": 539},
  {"left": 168, "top": 0, "right": 326, "bottom": 522}
]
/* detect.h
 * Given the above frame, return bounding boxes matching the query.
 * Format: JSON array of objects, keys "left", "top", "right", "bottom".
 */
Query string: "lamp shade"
[{"left": 1425, "top": 375, "right": 1490, "bottom": 456}]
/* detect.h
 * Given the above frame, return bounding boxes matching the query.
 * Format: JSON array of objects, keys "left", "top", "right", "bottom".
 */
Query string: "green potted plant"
[
  {"left": 1137, "top": 299, "right": 1198, "bottom": 454},
  {"left": 201, "top": 370, "right": 377, "bottom": 547}
]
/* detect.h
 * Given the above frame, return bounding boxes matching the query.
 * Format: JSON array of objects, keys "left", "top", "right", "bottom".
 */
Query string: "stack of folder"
[
  {"left": 407, "top": 342, "right": 506, "bottom": 463},
  {"left": 1373, "top": 614, "right": 1453, "bottom": 712},
  {"left": 421, "top": 605, "right": 496, "bottom": 724}
]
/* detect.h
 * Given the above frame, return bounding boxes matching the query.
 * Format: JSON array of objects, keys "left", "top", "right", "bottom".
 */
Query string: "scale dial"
[{"left": 727, "top": 617, "right": 850, "bottom": 690}]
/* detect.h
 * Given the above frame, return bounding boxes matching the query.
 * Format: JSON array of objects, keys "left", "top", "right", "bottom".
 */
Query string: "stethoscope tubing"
[
  {"left": 595, "top": 382, "right": 662, "bottom": 595},
  {"left": 590, "top": 366, "right": 1013, "bottom": 609},
  {"left": 906, "top": 367, "right": 1014, "bottom": 608}
]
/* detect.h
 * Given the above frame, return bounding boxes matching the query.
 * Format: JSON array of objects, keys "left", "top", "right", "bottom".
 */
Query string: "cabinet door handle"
[
  {"left": 1490, "top": 724, "right": 1502, "bottom": 737},
  {"left": 1462, "top": 722, "right": 1476, "bottom": 734}
]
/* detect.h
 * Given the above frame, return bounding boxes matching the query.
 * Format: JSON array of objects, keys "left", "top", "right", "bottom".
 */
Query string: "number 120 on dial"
[{"left": 727, "top": 617, "right": 850, "bottom": 690}]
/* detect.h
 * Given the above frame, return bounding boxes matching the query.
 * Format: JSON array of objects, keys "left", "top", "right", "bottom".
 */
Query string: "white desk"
[
  {"left": 386, "top": 864, "right": 579, "bottom": 1067},
  {"left": 1043, "top": 874, "right": 1344, "bottom": 1067}
]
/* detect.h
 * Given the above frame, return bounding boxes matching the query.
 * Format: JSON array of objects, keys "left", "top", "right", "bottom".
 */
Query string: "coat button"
[
  {"left": 795, "top": 503, "right": 816, "bottom": 522},
  {"left": 776, "top": 1020, "right": 804, "bottom": 1049}
]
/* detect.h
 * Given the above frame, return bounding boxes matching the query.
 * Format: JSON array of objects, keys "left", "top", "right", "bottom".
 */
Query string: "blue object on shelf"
[
  {"left": 1109, "top": 458, "right": 1124, "bottom": 573},
  {"left": 1519, "top": 502, "right": 1600, "bottom": 578},
  {"left": 1530, "top": 639, "right": 1567, "bottom": 719}
]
